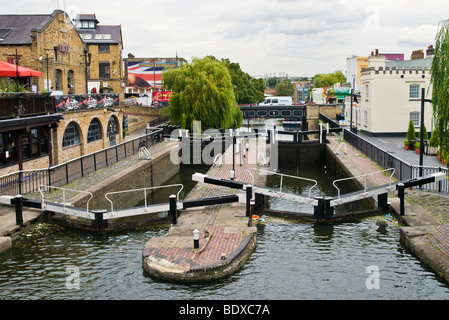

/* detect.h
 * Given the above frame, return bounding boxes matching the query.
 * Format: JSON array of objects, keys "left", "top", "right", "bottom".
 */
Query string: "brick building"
[
  {"left": 74, "top": 14, "right": 125, "bottom": 100},
  {"left": 0, "top": 10, "right": 87, "bottom": 94}
]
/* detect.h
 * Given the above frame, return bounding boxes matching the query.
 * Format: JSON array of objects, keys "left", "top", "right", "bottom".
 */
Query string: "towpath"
[{"left": 327, "top": 133, "right": 449, "bottom": 283}]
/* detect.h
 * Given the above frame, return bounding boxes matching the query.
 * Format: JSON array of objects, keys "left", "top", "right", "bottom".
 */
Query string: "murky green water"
[{"left": 0, "top": 128, "right": 448, "bottom": 300}]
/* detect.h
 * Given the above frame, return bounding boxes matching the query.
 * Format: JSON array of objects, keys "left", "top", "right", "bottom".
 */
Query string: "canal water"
[{"left": 0, "top": 126, "right": 448, "bottom": 299}]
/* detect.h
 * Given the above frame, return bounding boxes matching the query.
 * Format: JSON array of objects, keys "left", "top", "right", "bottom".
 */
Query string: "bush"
[
  {"left": 406, "top": 120, "right": 416, "bottom": 141},
  {"left": 429, "top": 128, "right": 440, "bottom": 147}
]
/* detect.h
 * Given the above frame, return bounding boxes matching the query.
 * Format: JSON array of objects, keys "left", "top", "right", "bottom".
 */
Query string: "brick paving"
[{"left": 142, "top": 137, "right": 261, "bottom": 281}]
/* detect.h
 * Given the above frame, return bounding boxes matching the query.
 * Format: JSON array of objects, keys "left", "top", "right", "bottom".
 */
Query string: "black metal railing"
[
  {"left": 0, "top": 128, "right": 164, "bottom": 196},
  {"left": 319, "top": 113, "right": 448, "bottom": 193}
]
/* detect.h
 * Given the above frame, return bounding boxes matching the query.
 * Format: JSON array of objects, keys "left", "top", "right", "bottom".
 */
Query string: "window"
[
  {"left": 63, "top": 123, "right": 81, "bottom": 148},
  {"left": 55, "top": 69, "right": 63, "bottom": 91},
  {"left": 364, "top": 111, "right": 368, "bottom": 126},
  {"left": 87, "top": 119, "right": 102, "bottom": 143},
  {"left": 99, "top": 62, "right": 110, "bottom": 78},
  {"left": 98, "top": 44, "right": 110, "bottom": 53},
  {"left": 410, "top": 112, "right": 420, "bottom": 127},
  {"left": 364, "top": 84, "right": 369, "bottom": 101},
  {"left": 0, "top": 133, "right": 16, "bottom": 165},
  {"left": 67, "top": 70, "right": 74, "bottom": 94},
  {"left": 107, "top": 117, "right": 118, "bottom": 137},
  {"left": 409, "top": 84, "right": 420, "bottom": 100},
  {"left": 83, "top": 34, "right": 92, "bottom": 40},
  {"left": 103, "top": 34, "right": 112, "bottom": 40}
]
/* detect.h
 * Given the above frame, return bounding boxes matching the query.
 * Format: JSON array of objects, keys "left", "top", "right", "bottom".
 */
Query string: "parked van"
[{"left": 259, "top": 96, "right": 292, "bottom": 106}]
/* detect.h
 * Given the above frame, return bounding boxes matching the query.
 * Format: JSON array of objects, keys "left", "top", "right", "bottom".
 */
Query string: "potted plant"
[
  {"left": 406, "top": 120, "right": 416, "bottom": 150},
  {"left": 427, "top": 128, "right": 439, "bottom": 155},
  {"left": 404, "top": 138, "right": 409, "bottom": 150},
  {"left": 414, "top": 141, "right": 421, "bottom": 154}
]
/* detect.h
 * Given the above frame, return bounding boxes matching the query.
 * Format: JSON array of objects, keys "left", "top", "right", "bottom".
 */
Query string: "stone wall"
[{"left": 0, "top": 11, "right": 87, "bottom": 94}]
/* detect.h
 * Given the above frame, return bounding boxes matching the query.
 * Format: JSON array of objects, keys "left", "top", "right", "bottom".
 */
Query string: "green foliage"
[
  {"left": 429, "top": 128, "right": 440, "bottom": 147},
  {"left": 312, "top": 71, "right": 346, "bottom": 88},
  {"left": 275, "top": 80, "right": 294, "bottom": 96},
  {"left": 418, "top": 124, "right": 429, "bottom": 141},
  {"left": 406, "top": 120, "right": 416, "bottom": 141},
  {"left": 431, "top": 19, "right": 449, "bottom": 158},
  {"left": 210, "top": 57, "right": 265, "bottom": 104},
  {"left": 0, "top": 79, "right": 28, "bottom": 93},
  {"left": 163, "top": 57, "right": 242, "bottom": 130}
]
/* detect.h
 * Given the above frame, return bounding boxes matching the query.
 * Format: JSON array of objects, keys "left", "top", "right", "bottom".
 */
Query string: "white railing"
[
  {"left": 248, "top": 168, "right": 318, "bottom": 200},
  {"left": 139, "top": 146, "right": 151, "bottom": 160},
  {"left": 104, "top": 184, "right": 184, "bottom": 212},
  {"left": 38, "top": 185, "right": 93, "bottom": 214},
  {"left": 332, "top": 168, "right": 395, "bottom": 199}
]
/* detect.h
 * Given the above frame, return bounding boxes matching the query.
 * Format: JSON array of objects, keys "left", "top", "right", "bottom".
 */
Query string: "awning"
[{"left": 0, "top": 61, "right": 42, "bottom": 77}]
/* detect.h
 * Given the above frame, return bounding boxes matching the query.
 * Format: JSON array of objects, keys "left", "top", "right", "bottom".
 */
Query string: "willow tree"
[
  {"left": 431, "top": 19, "right": 449, "bottom": 158},
  {"left": 163, "top": 57, "right": 243, "bottom": 130}
]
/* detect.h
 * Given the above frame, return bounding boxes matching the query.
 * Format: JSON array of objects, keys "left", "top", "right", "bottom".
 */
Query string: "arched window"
[
  {"left": 62, "top": 122, "right": 81, "bottom": 148},
  {"left": 107, "top": 116, "right": 118, "bottom": 146},
  {"left": 107, "top": 116, "right": 118, "bottom": 137},
  {"left": 87, "top": 118, "right": 102, "bottom": 143}
]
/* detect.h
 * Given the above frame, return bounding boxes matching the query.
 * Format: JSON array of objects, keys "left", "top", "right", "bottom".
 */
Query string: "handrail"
[
  {"left": 212, "top": 153, "right": 222, "bottom": 167},
  {"left": 139, "top": 146, "right": 151, "bottom": 160},
  {"left": 38, "top": 185, "right": 93, "bottom": 213},
  {"left": 104, "top": 184, "right": 184, "bottom": 212},
  {"left": 332, "top": 168, "right": 395, "bottom": 199},
  {"left": 248, "top": 168, "right": 318, "bottom": 200}
]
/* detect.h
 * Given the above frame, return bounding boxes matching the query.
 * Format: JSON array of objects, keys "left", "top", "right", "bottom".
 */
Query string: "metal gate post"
[
  {"left": 246, "top": 185, "right": 252, "bottom": 217},
  {"left": 14, "top": 195, "right": 23, "bottom": 227},
  {"left": 398, "top": 183, "right": 405, "bottom": 216},
  {"left": 92, "top": 209, "right": 107, "bottom": 231},
  {"left": 169, "top": 194, "right": 177, "bottom": 225},
  {"left": 378, "top": 193, "right": 388, "bottom": 211}
]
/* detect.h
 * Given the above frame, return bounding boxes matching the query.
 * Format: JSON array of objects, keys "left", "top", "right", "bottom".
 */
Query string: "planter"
[
  {"left": 404, "top": 144, "right": 409, "bottom": 150},
  {"left": 426, "top": 146, "right": 438, "bottom": 155},
  {"left": 415, "top": 148, "right": 420, "bottom": 154},
  {"left": 409, "top": 140, "right": 417, "bottom": 150}
]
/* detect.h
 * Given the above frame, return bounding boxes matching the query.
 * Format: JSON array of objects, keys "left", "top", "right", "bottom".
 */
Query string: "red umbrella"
[{"left": 0, "top": 61, "right": 42, "bottom": 77}]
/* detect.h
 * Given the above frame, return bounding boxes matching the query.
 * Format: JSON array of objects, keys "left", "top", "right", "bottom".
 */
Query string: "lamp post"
[
  {"left": 350, "top": 75, "right": 355, "bottom": 133},
  {"left": 84, "top": 48, "right": 91, "bottom": 94},
  {"left": 419, "top": 87, "right": 432, "bottom": 177},
  {"left": 232, "top": 121, "right": 236, "bottom": 180}
]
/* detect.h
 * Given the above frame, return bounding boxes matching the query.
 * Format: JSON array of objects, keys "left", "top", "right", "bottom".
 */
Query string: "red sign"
[{"left": 153, "top": 91, "right": 173, "bottom": 102}]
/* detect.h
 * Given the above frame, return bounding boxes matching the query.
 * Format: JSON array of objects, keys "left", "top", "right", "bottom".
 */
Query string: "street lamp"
[
  {"left": 419, "top": 87, "right": 432, "bottom": 177},
  {"left": 84, "top": 48, "right": 91, "bottom": 94},
  {"left": 232, "top": 121, "right": 236, "bottom": 180}
]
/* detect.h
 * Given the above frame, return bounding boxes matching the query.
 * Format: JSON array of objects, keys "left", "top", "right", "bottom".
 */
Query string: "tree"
[
  {"left": 431, "top": 19, "right": 449, "bottom": 159},
  {"left": 275, "top": 80, "right": 294, "bottom": 96},
  {"left": 163, "top": 57, "right": 242, "bottom": 130},
  {"left": 312, "top": 71, "right": 346, "bottom": 88},
  {"left": 210, "top": 57, "right": 265, "bottom": 104}
]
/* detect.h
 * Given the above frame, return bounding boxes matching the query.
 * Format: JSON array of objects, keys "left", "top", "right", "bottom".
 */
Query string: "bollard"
[
  {"left": 14, "top": 195, "right": 23, "bottom": 227},
  {"left": 230, "top": 170, "right": 235, "bottom": 181},
  {"left": 193, "top": 229, "right": 199, "bottom": 249},
  {"left": 169, "top": 194, "right": 177, "bottom": 225},
  {"left": 246, "top": 185, "right": 252, "bottom": 217},
  {"left": 398, "top": 183, "right": 405, "bottom": 216}
]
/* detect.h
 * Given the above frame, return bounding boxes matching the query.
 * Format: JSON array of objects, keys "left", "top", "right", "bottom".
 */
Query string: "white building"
[{"left": 354, "top": 53, "right": 433, "bottom": 136}]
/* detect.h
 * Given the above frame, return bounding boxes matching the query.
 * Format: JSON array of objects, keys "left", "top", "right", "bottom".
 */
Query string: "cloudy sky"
[{"left": 3, "top": 0, "right": 448, "bottom": 78}]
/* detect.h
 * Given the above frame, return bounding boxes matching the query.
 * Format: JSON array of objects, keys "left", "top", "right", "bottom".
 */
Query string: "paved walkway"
[
  {"left": 142, "top": 137, "right": 261, "bottom": 282},
  {"left": 327, "top": 133, "right": 449, "bottom": 283}
]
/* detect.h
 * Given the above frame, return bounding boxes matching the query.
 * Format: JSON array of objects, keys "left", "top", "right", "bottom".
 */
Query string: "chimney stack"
[{"left": 426, "top": 45, "right": 434, "bottom": 57}]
